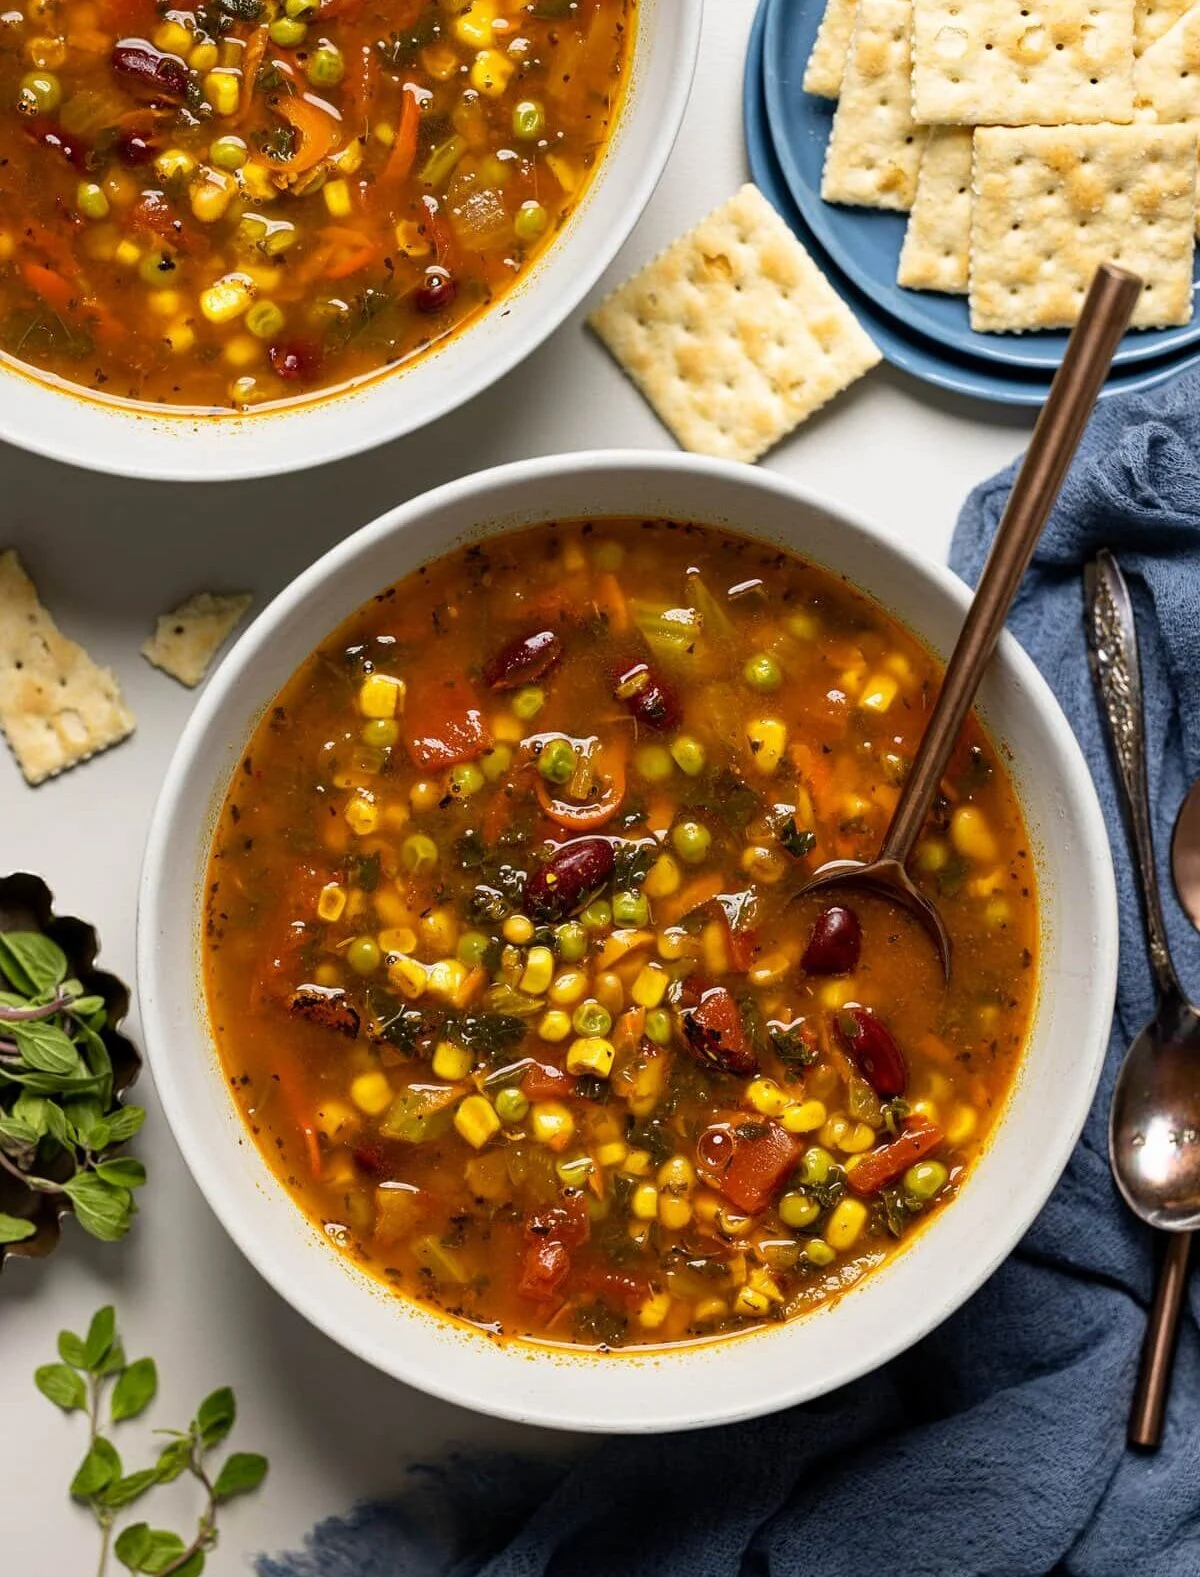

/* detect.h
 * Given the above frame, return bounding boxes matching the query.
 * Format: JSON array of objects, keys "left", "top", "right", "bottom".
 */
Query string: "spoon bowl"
[{"left": 1110, "top": 994, "right": 1200, "bottom": 1230}]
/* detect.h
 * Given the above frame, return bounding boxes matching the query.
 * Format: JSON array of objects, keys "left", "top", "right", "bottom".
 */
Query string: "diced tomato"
[
  {"left": 518, "top": 1236, "right": 570, "bottom": 1301},
  {"left": 403, "top": 672, "right": 492, "bottom": 770},
  {"left": 521, "top": 1062, "right": 577, "bottom": 1101},
  {"left": 526, "top": 1197, "right": 589, "bottom": 1250},
  {"left": 575, "top": 1267, "right": 649, "bottom": 1310},
  {"left": 721, "top": 913, "right": 760, "bottom": 973},
  {"left": 696, "top": 1118, "right": 799, "bottom": 1214},
  {"left": 846, "top": 1117, "right": 945, "bottom": 1197},
  {"left": 681, "top": 983, "right": 759, "bottom": 1077}
]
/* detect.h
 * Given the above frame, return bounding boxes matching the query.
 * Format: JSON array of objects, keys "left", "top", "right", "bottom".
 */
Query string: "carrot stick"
[
  {"left": 238, "top": 23, "right": 268, "bottom": 121},
  {"left": 382, "top": 82, "right": 420, "bottom": 187}
]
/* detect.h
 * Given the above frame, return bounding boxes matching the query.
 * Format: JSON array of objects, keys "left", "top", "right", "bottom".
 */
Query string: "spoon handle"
[
  {"left": 1084, "top": 550, "right": 1185, "bottom": 1002},
  {"left": 880, "top": 264, "right": 1142, "bottom": 866},
  {"left": 1129, "top": 1231, "right": 1193, "bottom": 1449}
]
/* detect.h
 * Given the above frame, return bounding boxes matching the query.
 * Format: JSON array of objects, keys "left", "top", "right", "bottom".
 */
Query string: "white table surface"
[{"left": 0, "top": 4, "right": 1035, "bottom": 1570}]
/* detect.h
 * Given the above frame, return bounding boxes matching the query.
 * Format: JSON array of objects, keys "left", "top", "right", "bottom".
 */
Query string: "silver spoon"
[{"left": 1085, "top": 549, "right": 1200, "bottom": 1447}]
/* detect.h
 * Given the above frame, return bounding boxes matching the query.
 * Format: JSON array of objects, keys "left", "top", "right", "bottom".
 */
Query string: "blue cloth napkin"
[{"left": 260, "top": 372, "right": 1200, "bottom": 1577}]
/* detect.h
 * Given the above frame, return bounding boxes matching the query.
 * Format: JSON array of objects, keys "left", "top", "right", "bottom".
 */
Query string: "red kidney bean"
[
  {"left": 416, "top": 265, "right": 456, "bottom": 313},
  {"left": 836, "top": 1005, "right": 907, "bottom": 1098},
  {"left": 801, "top": 904, "right": 862, "bottom": 975},
  {"left": 23, "top": 118, "right": 87, "bottom": 166},
  {"left": 681, "top": 984, "right": 759, "bottom": 1077},
  {"left": 111, "top": 40, "right": 190, "bottom": 101},
  {"left": 483, "top": 628, "right": 563, "bottom": 691},
  {"left": 115, "top": 130, "right": 155, "bottom": 164},
  {"left": 613, "top": 660, "right": 682, "bottom": 732},
  {"left": 269, "top": 338, "right": 322, "bottom": 381},
  {"left": 524, "top": 836, "right": 614, "bottom": 920}
]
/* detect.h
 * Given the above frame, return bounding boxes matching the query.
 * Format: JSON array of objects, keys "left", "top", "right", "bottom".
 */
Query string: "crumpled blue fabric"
[{"left": 261, "top": 371, "right": 1200, "bottom": 1577}]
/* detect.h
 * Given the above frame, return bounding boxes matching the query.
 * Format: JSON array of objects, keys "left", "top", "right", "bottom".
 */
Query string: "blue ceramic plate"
[
  {"left": 744, "top": 0, "right": 1200, "bottom": 405},
  {"left": 760, "top": 0, "right": 1200, "bottom": 372}
]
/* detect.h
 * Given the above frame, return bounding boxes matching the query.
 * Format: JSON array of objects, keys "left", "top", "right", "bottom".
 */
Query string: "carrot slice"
[
  {"left": 381, "top": 82, "right": 421, "bottom": 187},
  {"left": 535, "top": 741, "right": 626, "bottom": 830},
  {"left": 22, "top": 262, "right": 76, "bottom": 316},
  {"left": 238, "top": 22, "right": 268, "bottom": 121},
  {"left": 846, "top": 1117, "right": 945, "bottom": 1197},
  {"left": 273, "top": 92, "right": 340, "bottom": 174}
]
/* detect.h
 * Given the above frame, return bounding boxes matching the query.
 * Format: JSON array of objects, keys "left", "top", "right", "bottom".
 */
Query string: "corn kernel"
[
  {"left": 538, "top": 1009, "right": 572, "bottom": 1043},
  {"left": 657, "top": 1155, "right": 696, "bottom": 1192},
  {"left": 350, "top": 1071, "right": 392, "bottom": 1116},
  {"left": 200, "top": 272, "right": 254, "bottom": 324},
  {"left": 431, "top": 1040, "right": 473, "bottom": 1081},
  {"left": 394, "top": 218, "right": 432, "bottom": 257},
  {"left": 747, "top": 1265, "right": 784, "bottom": 1303},
  {"left": 530, "top": 1100, "right": 574, "bottom": 1150},
  {"left": 191, "top": 169, "right": 237, "bottom": 223},
  {"left": 717, "top": 1207, "right": 754, "bottom": 1239},
  {"left": 469, "top": 45, "right": 514, "bottom": 95},
  {"left": 595, "top": 971, "right": 623, "bottom": 1016},
  {"left": 693, "top": 1296, "right": 729, "bottom": 1323},
  {"left": 380, "top": 926, "right": 418, "bottom": 956},
  {"left": 548, "top": 967, "right": 588, "bottom": 1007},
  {"left": 951, "top": 804, "right": 998, "bottom": 864},
  {"left": 189, "top": 39, "right": 218, "bottom": 69},
  {"left": 748, "top": 950, "right": 790, "bottom": 987},
  {"left": 780, "top": 1099, "right": 827, "bottom": 1135},
  {"left": 317, "top": 882, "right": 346, "bottom": 923},
  {"left": 153, "top": 19, "right": 192, "bottom": 53},
  {"left": 163, "top": 322, "right": 195, "bottom": 355},
  {"left": 502, "top": 914, "right": 534, "bottom": 944},
  {"left": 859, "top": 673, "right": 899, "bottom": 713},
  {"left": 565, "top": 1036, "right": 615, "bottom": 1078},
  {"left": 520, "top": 945, "right": 555, "bottom": 997},
  {"left": 222, "top": 333, "right": 259, "bottom": 369},
  {"left": 630, "top": 962, "right": 668, "bottom": 1010},
  {"left": 455, "top": 1094, "right": 500, "bottom": 1149},
  {"left": 819, "top": 977, "right": 857, "bottom": 1010},
  {"left": 701, "top": 920, "right": 729, "bottom": 977},
  {"left": 204, "top": 68, "right": 240, "bottom": 116},
  {"left": 387, "top": 954, "right": 427, "bottom": 1000},
  {"left": 147, "top": 289, "right": 181, "bottom": 316},
  {"left": 631, "top": 1182, "right": 659, "bottom": 1220},
  {"left": 156, "top": 148, "right": 196, "bottom": 181},
  {"left": 825, "top": 1197, "right": 869, "bottom": 1252},
  {"left": 621, "top": 1148, "right": 651, "bottom": 1177},
  {"left": 454, "top": 0, "right": 496, "bottom": 48},
  {"left": 658, "top": 1194, "right": 692, "bottom": 1231},
  {"left": 314, "top": 1099, "right": 356, "bottom": 1138},
  {"left": 358, "top": 673, "right": 404, "bottom": 719},
  {"left": 323, "top": 177, "right": 352, "bottom": 218},
  {"left": 658, "top": 927, "right": 699, "bottom": 962},
  {"left": 910, "top": 1097, "right": 940, "bottom": 1124},
  {"left": 313, "top": 962, "right": 340, "bottom": 988},
  {"left": 426, "top": 959, "right": 468, "bottom": 1002},
  {"left": 733, "top": 1286, "right": 771, "bottom": 1318},
  {"left": 746, "top": 1078, "right": 792, "bottom": 1118},
  {"left": 692, "top": 1190, "right": 721, "bottom": 1224},
  {"left": 838, "top": 1122, "right": 877, "bottom": 1155},
  {"left": 637, "top": 1290, "right": 672, "bottom": 1329},
  {"left": 114, "top": 238, "right": 141, "bottom": 269},
  {"left": 746, "top": 717, "right": 787, "bottom": 775},
  {"left": 643, "top": 853, "right": 681, "bottom": 899},
  {"left": 986, "top": 897, "right": 1011, "bottom": 929},
  {"left": 420, "top": 907, "right": 459, "bottom": 956},
  {"left": 331, "top": 137, "right": 364, "bottom": 174},
  {"left": 597, "top": 1140, "right": 628, "bottom": 1168},
  {"left": 343, "top": 792, "right": 379, "bottom": 836},
  {"left": 946, "top": 1103, "right": 978, "bottom": 1145},
  {"left": 741, "top": 844, "right": 788, "bottom": 884}
]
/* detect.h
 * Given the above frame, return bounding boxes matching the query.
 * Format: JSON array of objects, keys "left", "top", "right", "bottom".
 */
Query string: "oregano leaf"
[
  {"left": 34, "top": 1363, "right": 87, "bottom": 1411},
  {"left": 0, "top": 932, "right": 68, "bottom": 995},
  {"left": 63, "top": 1174, "right": 134, "bottom": 1243},
  {"left": 213, "top": 1451, "right": 268, "bottom": 1501},
  {"left": 111, "top": 1357, "right": 157, "bottom": 1422},
  {"left": 195, "top": 1387, "right": 236, "bottom": 1448},
  {"left": 57, "top": 1329, "right": 87, "bottom": 1367},
  {"left": 70, "top": 1435, "right": 121, "bottom": 1498},
  {"left": 114, "top": 1522, "right": 154, "bottom": 1571},
  {"left": 98, "top": 1468, "right": 160, "bottom": 1510},
  {"left": 95, "top": 1157, "right": 148, "bottom": 1190},
  {"left": 82, "top": 1305, "right": 116, "bottom": 1370},
  {"left": 0, "top": 1211, "right": 36, "bottom": 1243}
]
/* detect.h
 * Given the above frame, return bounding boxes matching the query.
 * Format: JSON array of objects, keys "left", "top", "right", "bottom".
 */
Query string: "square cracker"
[
  {"left": 969, "top": 123, "right": 1196, "bottom": 332},
  {"left": 911, "top": 0, "right": 1135, "bottom": 126},
  {"left": 1134, "top": 4, "right": 1200, "bottom": 121},
  {"left": 1135, "top": 0, "right": 1193, "bottom": 56},
  {"left": 822, "top": 0, "right": 927, "bottom": 210},
  {"left": 588, "top": 185, "right": 881, "bottom": 464},
  {"left": 0, "top": 550, "right": 134, "bottom": 785},
  {"left": 141, "top": 591, "right": 253, "bottom": 688},
  {"left": 898, "top": 128, "right": 974, "bottom": 293},
  {"left": 804, "top": 0, "right": 858, "bottom": 97}
]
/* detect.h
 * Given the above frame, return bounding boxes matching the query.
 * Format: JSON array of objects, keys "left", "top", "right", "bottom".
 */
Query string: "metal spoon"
[
  {"left": 1085, "top": 550, "right": 1200, "bottom": 1448},
  {"left": 800, "top": 264, "right": 1143, "bottom": 977}
]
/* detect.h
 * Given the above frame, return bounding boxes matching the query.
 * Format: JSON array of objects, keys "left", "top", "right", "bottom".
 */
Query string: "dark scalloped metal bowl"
[{"left": 0, "top": 872, "right": 141, "bottom": 1267}]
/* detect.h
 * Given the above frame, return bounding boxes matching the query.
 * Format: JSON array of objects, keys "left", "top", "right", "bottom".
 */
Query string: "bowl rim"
[
  {"left": 138, "top": 449, "right": 1119, "bottom": 1431},
  {"left": 0, "top": 1, "right": 702, "bottom": 483}
]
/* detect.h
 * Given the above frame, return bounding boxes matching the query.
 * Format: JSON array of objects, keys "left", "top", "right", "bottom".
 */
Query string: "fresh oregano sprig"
[
  {"left": 36, "top": 1305, "right": 269, "bottom": 1576},
  {"left": 0, "top": 931, "right": 146, "bottom": 1245}
]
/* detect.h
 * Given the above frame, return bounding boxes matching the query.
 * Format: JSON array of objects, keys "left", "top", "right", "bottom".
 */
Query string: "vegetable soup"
[
  {"left": 204, "top": 519, "right": 1038, "bottom": 1350},
  {"left": 0, "top": 0, "right": 632, "bottom": 408}
]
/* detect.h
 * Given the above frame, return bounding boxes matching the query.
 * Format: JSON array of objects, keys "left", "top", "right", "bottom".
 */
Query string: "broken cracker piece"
[
  {"left": 1133, "top": 3, "right": 1200, "bottom": 122},
  {"left": 898, "top": 128, "right": 974, "bottom": 294},
  {"left": 969, "top": 123, "right": 1196, "bottom": 333},
  {"left": 911, "top": 0, "right": 1135, "bottom": 126},
  {"left": 0, "top": 549, "right": 135, "bottom": 786},
  {"left": 804, "top": 0, "right": 858, "bottom": 98},
  {"left": 142, "top": 591, "right": 253, "bottom": 688},
  {"left": 821, "top": 0, "right": 927, "bottom": 211},
  {"left": 1135, "top": 0, "right": 1193, "bottom": 56},
  {"left": 588, "top": 185, "right": 881, "bottom": 464}
]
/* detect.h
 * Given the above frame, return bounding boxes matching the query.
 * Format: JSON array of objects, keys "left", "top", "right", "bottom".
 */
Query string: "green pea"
[
  {"left": 805, "top": 1239, "right": 836, "bottom": 1267},
  {"left": 361, "top": 718, "right": 398, "bottom": 749},
  {"left": 581, "top": 899, "right": 612, "bottom": 931},
  {"left": 480, "top": 152, "right": 511, "bottom": 187},
  {"left": 262, "top": 222, "right": 298, "bottom": 256},
  {"left": 284, "top": 0, "right": 317, "bottom": 15},
  {"left": 138, "top": 250, "right": 178, "bottom": 289},
  {"left": 538, "top": 737, "right": 577, "bottom": 785},
  {"left": 800, "top": 1146, "right": 836, "bottom": 1187},
  {"left": 671, "top": 819, "right": 712, "bottom": 866},
  {"left": 556, "top": 1154, "right": 594, "bottom": 1187},
  {"left": 270, "top": 14, "right": 307, "bottom": 43},
  {"left": 306, "top": 43, "right": 344, "bottom": 86},
  {"left": 670, "top": 735, "right": 706, "bottom": 777},
  {"left": 346, "top": 936, "right": 381, "bottom": 976},
  {"left": 401, "top": 833, "right": 439, "bottom": 874},
  {"left": 19, "top": 71, "right": 61, "bottom": 115},
  {"left": 511, "top": 685, "right": 545, "bottom": 721},
  {"left": 76, "top": 181, "right": 109, "bottom": 221},
  {"left": 644, "top": 1007, "right": 672, "bottom": 1045},
  {"left": 210, "top": 134, "right": 248, "bottom": 170},
  {"left": 778, "top": 1190, "right": 820, "bottom": 1230},
  {"left": 635, "top": 743, "right": 673, "bottom": 783},
  {"left": 457, "top": 930, "right": 491, "bottom": 968},
  {"left": 449, "top": 762, "right": 485, "bottom": 797},
  {"left": 555, "top": 921, "right": 588, "bottom": 962},
  {"left": 514, "top": 200, "right": 548, "bottom": 242},
  {"left": 494, "top": 1087, "right": 529, "bottom": 1124},
  {"left": 611, "top": 889, "right": 649, "bottom": 927},
  {"left": 572, "top": 999, "right": 612, "bottom": 1037},
  {"left": 904, "top": 1160, "right": 949, "bottom": 1201},
  {"left": 245, "top": 301, "right": 285, "bottom": 340},
  {"left": 511, "top": 98, "right": 545, "bottom": 141},
  {"left": 743, "top": 652, "right": 782, "bottom": 692},
  {"left": 480, "top": 743, "right": 512, "bottom": 782}
]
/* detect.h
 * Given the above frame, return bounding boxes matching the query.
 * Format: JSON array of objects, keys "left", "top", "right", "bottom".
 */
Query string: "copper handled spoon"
[
  {"left": 798, "top": 264, "right": 1142, "bottom": 974},
  {"left": 1086, "top": 550, "right": 1200, "bottom": 1448}
]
